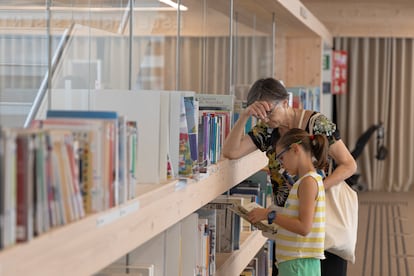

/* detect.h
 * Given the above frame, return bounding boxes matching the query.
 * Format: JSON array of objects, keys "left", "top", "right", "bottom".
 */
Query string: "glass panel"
[
  {"left": 0, "top": 1, "right": 50, "bottom": 127},
  {"left": 131, "top": 0, "right": 179, "bottom": 91},
  {"left": 233, "top": 1, "right": 274, "bottom": 101},
  {"left": 50, "top": 0, "right": 130, "bottom": 91},
  {"left": 179, "top": 0, "right": 231, "bottom": 94}
]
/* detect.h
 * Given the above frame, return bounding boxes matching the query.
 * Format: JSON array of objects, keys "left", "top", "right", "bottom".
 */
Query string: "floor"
[{"left": 348, "top": 189, "right": 414, "bottom": 276}]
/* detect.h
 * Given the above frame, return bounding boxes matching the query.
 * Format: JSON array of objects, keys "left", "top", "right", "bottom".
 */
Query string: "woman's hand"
[
  {"left": 247, "top": 207, "right": 269, "bottom": 223},
  {"left": 245, "top": 101, "right": 274, "bottom": 122}
]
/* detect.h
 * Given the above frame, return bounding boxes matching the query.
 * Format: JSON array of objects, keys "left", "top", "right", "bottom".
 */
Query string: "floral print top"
[{"left": 248, "top": 112, "right": 340, "bottom": 206}]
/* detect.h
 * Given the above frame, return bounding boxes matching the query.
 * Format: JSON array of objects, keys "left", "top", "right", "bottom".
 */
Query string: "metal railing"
[{"left": 23, "top": 23, "right": 74, "bottom": 128}]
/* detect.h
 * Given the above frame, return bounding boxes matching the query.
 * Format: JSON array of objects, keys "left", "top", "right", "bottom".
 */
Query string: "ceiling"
[
  {"left": 302, "top": 0, "right": 414, "bottom": 37},
  {"left": 3, "top": 0, "right": 414, "bottom": 38}
]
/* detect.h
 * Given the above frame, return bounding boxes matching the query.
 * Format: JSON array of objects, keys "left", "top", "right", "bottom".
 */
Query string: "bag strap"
[
  {"left": 308, "top": 112, "right": 322, "bottom": 135},
  {"left": 298, "top": 110, "right": 306, "bottom": 128}
]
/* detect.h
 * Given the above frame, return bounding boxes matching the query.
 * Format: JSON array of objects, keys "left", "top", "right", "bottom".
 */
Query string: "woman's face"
[{"left": 266, "top": 100, "right": 289, "bottom": 128}]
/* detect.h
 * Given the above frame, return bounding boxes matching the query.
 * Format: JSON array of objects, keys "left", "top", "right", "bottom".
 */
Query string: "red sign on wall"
[{"left": 331, "top": 50, "right": 348, "bottom": 95}]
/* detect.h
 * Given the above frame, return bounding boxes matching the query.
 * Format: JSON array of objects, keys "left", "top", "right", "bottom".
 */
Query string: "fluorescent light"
[{"left": 158, "top": 0, "right": 188, "bottom": 11}]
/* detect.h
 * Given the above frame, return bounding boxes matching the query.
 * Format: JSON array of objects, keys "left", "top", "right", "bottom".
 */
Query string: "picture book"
[{"left": 228, "top": 202, "right": 278, "bottom": 235}]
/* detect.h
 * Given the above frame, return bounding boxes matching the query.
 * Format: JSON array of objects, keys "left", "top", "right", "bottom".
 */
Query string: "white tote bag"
[
  {"left": 324, "top": 181, "right": 358, "bottom": 263},
  {"left": 307, "top": 112, "right": 358, "bottom": 263}
]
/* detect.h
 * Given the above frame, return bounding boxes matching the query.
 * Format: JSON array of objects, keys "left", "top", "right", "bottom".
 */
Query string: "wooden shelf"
[
  {"left": 215, "top": 231, "right": 269, "bottom": 276},
  {"left": 0, "top": 150, "right": 267, "bottom": 276}
]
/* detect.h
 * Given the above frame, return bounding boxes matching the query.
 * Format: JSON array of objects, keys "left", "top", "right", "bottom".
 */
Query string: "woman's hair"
[
  {"left": 246, "top": 78, "right": 289, "bottom": 106},
  {"left": 277, "top": 128, "right": 329, "bottom": 170}
]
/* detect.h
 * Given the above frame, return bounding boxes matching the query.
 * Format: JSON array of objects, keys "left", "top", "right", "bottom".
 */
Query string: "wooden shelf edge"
[
  {"left": 0, "top": 150, "right": 267, "bottom": 276},
  {"left": 277, "top": 0, "right": 333, "bottom": 47},
  {"left": 215, "top": 231, "right": 268, "bottom": 276}
]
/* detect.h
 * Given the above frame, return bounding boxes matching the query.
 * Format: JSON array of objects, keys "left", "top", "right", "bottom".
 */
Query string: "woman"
[{"left": 222, "top": 78, "right": 357, "bottom": 276}]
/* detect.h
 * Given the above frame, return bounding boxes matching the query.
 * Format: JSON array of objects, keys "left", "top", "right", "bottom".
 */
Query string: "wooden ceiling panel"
[{"left": 302, "top": 0, "right": 414, "bottom": 37}]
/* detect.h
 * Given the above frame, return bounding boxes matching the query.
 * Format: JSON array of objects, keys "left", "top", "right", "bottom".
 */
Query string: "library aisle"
[{"left": 348, "top": 189, "right": 414, "bottom": 276}]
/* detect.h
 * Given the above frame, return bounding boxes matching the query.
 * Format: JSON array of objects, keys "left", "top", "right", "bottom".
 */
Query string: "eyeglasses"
[
  {"left": 266, "top": 104, "right": 277, "bottom": 118},
  {"left": 276, "top": 140, "right": 302, "bottom": 164},
  {"left": 263, "top": 102, "right": 282, "bottom": 120}
]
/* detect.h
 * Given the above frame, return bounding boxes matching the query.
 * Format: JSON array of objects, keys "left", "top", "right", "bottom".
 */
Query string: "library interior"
[{"left": 1, "top": 0, "right": 414, "bottom": 275}]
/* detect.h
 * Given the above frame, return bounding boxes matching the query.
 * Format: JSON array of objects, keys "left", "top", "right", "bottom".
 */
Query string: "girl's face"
[{"left": 276, "top": 142, "right": 301, "bottom": 175}]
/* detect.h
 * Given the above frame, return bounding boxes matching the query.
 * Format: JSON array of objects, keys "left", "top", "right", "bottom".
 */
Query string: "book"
[
  {"left": 0, "top": 128, "right": 17, "bottom": 248},
  {"left": 184, "top": 96, "right": 199, "bottom": 176},
  {"left": 90, "top": 90, "right": 169, "bottom": 184},
  {"left": 46, "top": 110, "right": 119, "bottom": 208},
  {"left": 15, "top": 131, "right": 36, "bottom": 242},
  {"left": 178, "top": 96, "right": 193, "bottom": 177},
  {"left": 203, "top": 196, "right": 243, "bottom": 253},
  {"left": 33, "top": 118, "right": 106, "bottom": 213},
  {"left": 228, "top": 202, "right": 278, "bottom": 235},
  {"left": 196, "top": 208, "right": 217, "bottom": 275}
]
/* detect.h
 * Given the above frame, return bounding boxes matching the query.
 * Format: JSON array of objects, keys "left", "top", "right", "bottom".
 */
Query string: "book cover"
[
  {"left": 197, "top": 208, "right": 217, "bottom": 275},
  {"left": 15, "top": 132, "right": 35, "bottom": 242},
  {"left": 33, "top": 118, "right": 108, "bottom": 213},
  {"left": 0, "top": 128, "right": 17, "bottom": 248},
  {"left": 228, "top": 202, "right": 278, "bottom": 235},
  {"left": 46, "top": 110, "right": 119, "bottom": 209},
  {"left": 178, "top": 97, "right": 193, "bottom": 177},
  {"left": 184, "top": 96, "right": 199, "bottom": 175},
  {"left": 90, "top": 90, "right": 167, "bottom": 184}
]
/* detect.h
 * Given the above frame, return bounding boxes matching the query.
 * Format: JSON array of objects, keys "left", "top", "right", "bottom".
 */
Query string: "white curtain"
[{"left": 334, "top": 37, "right": 414, "bottom": 191}]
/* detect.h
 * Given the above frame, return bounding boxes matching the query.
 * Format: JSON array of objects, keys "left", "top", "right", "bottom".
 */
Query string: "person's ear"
[{"left": 291, "top": 143, "right": 300, "bottom": 153}]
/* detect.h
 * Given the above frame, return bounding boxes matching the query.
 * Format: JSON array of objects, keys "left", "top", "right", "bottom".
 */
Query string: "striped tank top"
[{"left": 276, "top": 171, "right": 325, "bottom": 263}]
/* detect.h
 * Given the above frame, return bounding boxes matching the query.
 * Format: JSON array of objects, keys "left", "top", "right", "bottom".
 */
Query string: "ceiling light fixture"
[{"left": 158, "top": 0, "right": 188, "bottom": 11}]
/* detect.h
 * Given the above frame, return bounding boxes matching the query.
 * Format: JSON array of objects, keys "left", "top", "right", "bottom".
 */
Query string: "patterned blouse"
[{"left": 248, "top": 112, "right": 340, "bottom": 206}]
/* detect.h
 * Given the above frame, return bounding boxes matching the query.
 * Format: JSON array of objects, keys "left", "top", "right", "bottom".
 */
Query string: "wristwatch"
[{"left": 267, "top": 210, "right": 277, "bottom": 225}]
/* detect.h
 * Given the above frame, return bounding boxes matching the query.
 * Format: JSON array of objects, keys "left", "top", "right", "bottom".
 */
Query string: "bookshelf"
[
  {"left": 0, "top": 150, "right": 267, "bottom": 276},
  {"left": 0, "top": 0, "right": 332, "bottom": 274},
  {"left": 215, "top": 231, "right": 268, "bottom": 276}
]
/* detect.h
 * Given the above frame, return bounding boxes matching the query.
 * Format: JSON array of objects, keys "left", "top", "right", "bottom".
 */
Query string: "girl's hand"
[{"left": 247, "top": 207, "right": 269, "bottom": 223}]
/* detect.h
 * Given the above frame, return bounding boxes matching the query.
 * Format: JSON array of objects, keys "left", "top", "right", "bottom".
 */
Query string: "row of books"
[
  {"left": 43, "top": 90, "right": 237, "bottom": 183},
  {"left": 287, "top": 86, "right": 321, "bottom": 112},
  {"left": 104, "top": 195, "right": 260, "bottom": 276},
  {"left": 0, "top": 110, "right": 139, "bottom": 249}
]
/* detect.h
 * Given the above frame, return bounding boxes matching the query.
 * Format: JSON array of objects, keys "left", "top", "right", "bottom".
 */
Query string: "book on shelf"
[
  {"left": 46, "top": 109, "right": 119, "bottom": 208},
  {"left": 202, "top": 195, "right": 243, "bottom": 253},
  {"left": 0, "top": 128, "right": 17, "bottom": 249},
  {"left": 228, "top": 201, "right": 278, "bottom": 235},
  {"left": 32, "top": 118, "right": 107, "bottom": 213},
  {"left": 196, "top": 208, "right": 217, "bottom": 275},
  {"left": 33, "top": 131, "right": 51, "bottom": 236},
  {"left": 15, "top": 131, "right": 36, "bottom": 243},
  {"left": 178, "top": 96, "right": 194, "bottom": 178},
  {"left": 184, "top": 95, "right": 199, "bottom": 177},
  {"left": 196, "top": 94, "right": 234, "bottom": 171},
  {"left": 98, "top": 90, "right": 168, "bottom": 184},
  {"left": 126, "top": 120, "right": 138, "bottom": 200},
  {"left": 287, "top": 86, "right": 321, "bottom": 111},
  {"left": 198, "top": 218, "right": 210, "bottom": 276}
]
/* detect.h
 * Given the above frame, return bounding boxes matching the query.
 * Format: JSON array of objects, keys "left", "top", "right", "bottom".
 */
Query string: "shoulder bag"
[{"left": 307, "top": 111, "right": 358, "bottom": 263}]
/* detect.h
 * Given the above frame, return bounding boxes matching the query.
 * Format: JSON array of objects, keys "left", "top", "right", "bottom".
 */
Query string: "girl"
[{"left": 249, "top": 128, "right": 329, "bottom": 276}]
